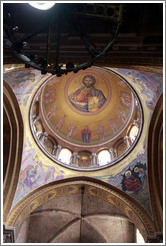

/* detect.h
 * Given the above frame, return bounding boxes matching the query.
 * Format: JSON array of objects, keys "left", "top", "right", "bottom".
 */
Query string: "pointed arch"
[
  {"left": 147, "top": 93, "right": 163, "bottom": 232},
  {"left": 3, "top": 81, "right": 24, "bottom": 221},
  {"left": 6, "top": 176, "right": 155, "bottom": 242}
]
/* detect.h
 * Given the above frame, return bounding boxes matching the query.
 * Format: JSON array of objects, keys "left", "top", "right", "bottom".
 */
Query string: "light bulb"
[{"left": 29, "top": 2, "right": 55, "bottom": 10}]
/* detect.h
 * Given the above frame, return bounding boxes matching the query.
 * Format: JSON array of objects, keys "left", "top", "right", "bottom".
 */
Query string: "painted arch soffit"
[{"left": 6, "top": 177, "right": 156, "bottom": 241}]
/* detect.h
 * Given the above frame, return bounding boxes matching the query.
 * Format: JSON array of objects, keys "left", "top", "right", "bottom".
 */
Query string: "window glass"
[
  {"left": 129, "top": 125, "right": 139, "bottom": 143},
  {"left": 98, "top": 150, "right": 111, "bottom": 166},
  {"left": 59, "top": 148, "right": 72, "bottom": 164}
]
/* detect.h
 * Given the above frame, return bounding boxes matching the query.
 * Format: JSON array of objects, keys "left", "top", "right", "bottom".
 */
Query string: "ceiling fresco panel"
[{"left": 3, "top": 64, "right": 163, "bottom": 216}]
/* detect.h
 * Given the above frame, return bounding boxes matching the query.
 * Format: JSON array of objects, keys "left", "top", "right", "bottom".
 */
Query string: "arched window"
[
  {"left": 58, "top": 148, "right": 72, "bottom": 164},
  {"left": 98, "top": 150, "right": 111, "bottom": 166},
  {"left": 129, "top": 125, "right": 139, "bottom": 143}
]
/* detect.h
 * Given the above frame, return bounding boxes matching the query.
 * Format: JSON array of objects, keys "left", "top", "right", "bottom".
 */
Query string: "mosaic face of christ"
[{"left": 69, "top": 75, "right": 107, "bottom": 112}]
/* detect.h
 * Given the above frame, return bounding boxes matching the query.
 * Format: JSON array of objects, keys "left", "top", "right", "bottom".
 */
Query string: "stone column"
[
  {"left": 76, "top": 155, "right": 80, "bottom": 166},
  {"left": 90, "top": 155, "right": 93, "bottom": 166},
  {"left": 39, "top": 132, "right": 47, "bottom": 144},
  {"left": 109, "top": 147, "right": 114, "bottom": 161},
  {"left": 91, "top": 153, "right": 97, "bottom": 166},
  {"left": 71, "top": 152, "right": 78, "bottom": 165},
  {"left": 55, "top": 145, "right": 62, "bottom": 159},
  {"left": 52, "top": 145, "right": 57, "bottom": 155},
  {"left": 96, "top": 155, "right": 100, "bottom": 166},
  {"left": 124, "top": 136, "right": 131, "bottom": 148},
  {"left": 113, "top": 148, "right": 118, "bottom": 158},
  {"left": 33, "top": 115, "right": 40, "bottom": 124}
]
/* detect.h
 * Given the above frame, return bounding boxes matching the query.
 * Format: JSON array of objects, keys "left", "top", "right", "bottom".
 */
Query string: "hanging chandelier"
[{"left": 3, "top": 3, "right": 124, "bottom": 76}]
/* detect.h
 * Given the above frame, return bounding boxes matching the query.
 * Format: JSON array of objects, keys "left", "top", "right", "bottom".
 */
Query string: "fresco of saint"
[
  {"left": 121, "top": 163, "right": 147, "bottom": 195},
  {"left": 69, "top": 75, "right": 107, "bottom": 112},
  {"left": 81, "top": 126, "right": 91, "bottom": 143},
  {"left": 120, "top": 92, "right": 132, "bottom": 108},
  {"left": 67, "top": 123, "right": 76, "bottom": 139},
  {"left": 55, "top": 115, "right": 66, "bottom": 130},
  {"left": 108, "top": 118, "right": 117, "bottom": 133},
  {"left": 122, "top": 170, "right": 142, "bottom": 195},
  {"left": 96, "top": 124, "right": 106, "bottom": 140}
]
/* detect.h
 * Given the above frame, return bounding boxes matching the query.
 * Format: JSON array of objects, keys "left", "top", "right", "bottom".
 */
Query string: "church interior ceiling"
[
  {"left": 3, "top": 64, "right": 163, "bottom": 218},
  {"left": 3, "top": 2, "right": 163, "bottom": 243},
  {"left": 29, "top": 66, "right": 143, "bottom": 170}
]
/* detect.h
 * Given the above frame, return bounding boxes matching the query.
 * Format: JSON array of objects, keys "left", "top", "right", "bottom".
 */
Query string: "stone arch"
[
  {"left": 3, "top": 81, "right": 24, "bottom": 221},
  {"left": 6, "top": 177, "right": 155, "bottom": 242},
  {"left": 147, "top": 93, "right": 163, "bottom": 233}
]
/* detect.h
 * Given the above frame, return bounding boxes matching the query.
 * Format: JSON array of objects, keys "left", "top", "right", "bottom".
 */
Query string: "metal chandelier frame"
[{"left": 4, "top": 3, "right": 124, "bottom": 76}]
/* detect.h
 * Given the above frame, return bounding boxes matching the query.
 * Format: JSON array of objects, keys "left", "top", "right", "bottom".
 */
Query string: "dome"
[{"left": 30, "top": 67, "right": 143, "bottom": 170}]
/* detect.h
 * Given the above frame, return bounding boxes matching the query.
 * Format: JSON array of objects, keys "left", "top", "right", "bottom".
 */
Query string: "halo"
[
  {"left": 125, "top": 170, "right": 131, "bottom": 176},
  {"left": 134, "top": 167, "right": 139, "bottom": 173}
]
